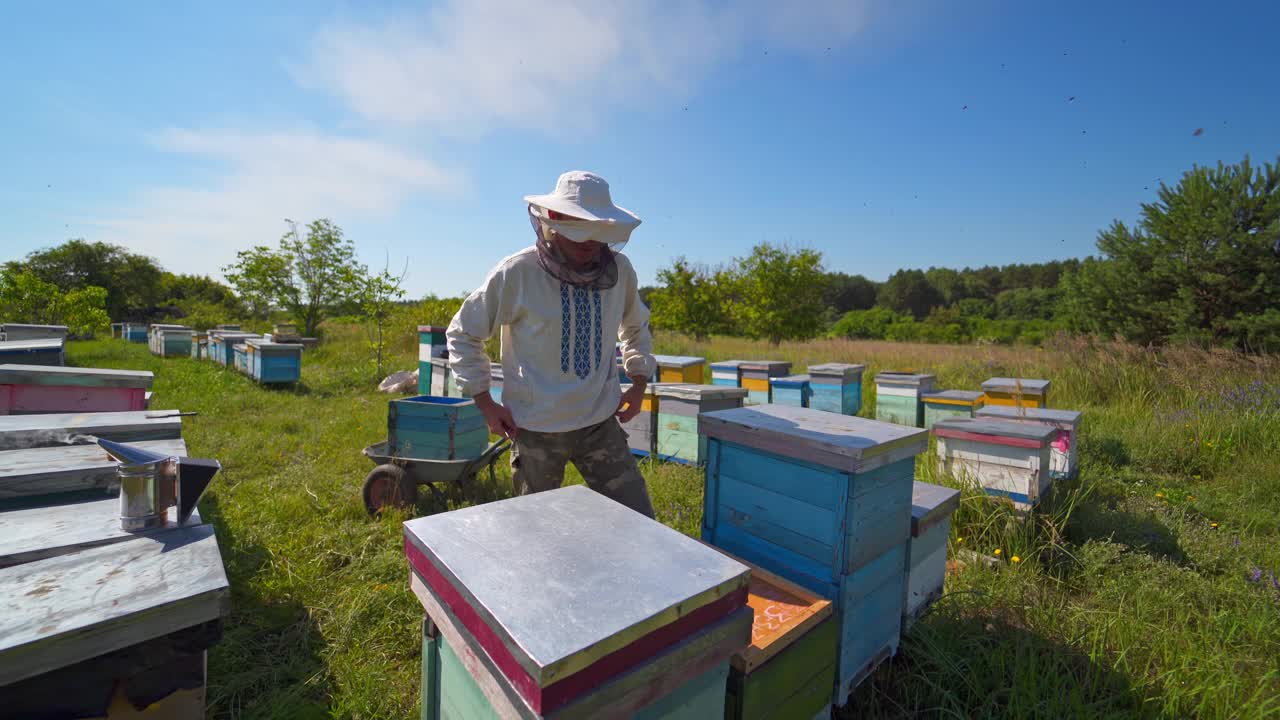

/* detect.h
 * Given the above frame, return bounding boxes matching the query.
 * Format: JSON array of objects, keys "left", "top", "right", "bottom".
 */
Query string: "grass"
[{"left": 67, "top": 328, "right": 1280, "bottom": 719}]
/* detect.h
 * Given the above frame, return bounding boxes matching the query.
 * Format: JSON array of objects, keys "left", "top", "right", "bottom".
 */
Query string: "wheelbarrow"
[{"left": 361, "top": 438, "right": 511, "bottom": 516}]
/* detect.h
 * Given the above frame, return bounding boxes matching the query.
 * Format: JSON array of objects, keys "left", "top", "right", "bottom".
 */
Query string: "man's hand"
[
  {"left": 616, "top": 380, "right": 646, "bottom": 423},
  {"left": 473, "top": 392, "right": 519, "bottom": 439}
]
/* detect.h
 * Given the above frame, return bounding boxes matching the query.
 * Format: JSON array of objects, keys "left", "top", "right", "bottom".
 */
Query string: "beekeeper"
[{"left": 447, "top": 171, "right": 657, "bottom": 517}]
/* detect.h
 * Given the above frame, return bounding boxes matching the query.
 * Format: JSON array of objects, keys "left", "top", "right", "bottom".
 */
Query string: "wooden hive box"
[
  {"left": 710, "top": 360, "right": 747, "bottom": 388},
  {"left": 0, "top": 339, "right": 65, "bottom": 367},
  {"left": 873, "top": 372, "right": 936, "bottom": 427},
  {"left": 210, "top": 332, "right": 260, "bottom": 366},
  {"left": 190, "top": 332, "right": 208, "bottom": 360},
  {"left": 921, "top": 390, "right": 985, "bottom": 429},
  {"left": 739, "top": 361, "right": 792, "bottom": 405},
  {"left": 153, "top": 326, "right": 193, "bottom": 357},
  {"left": 807, "top": 363, "right": 864, "bottom": 416},
  {"left": 933, "top": 418, "right": 1057, "bottom": 511},
  {"left": 699, "top": 405, "right": 928, "bottom": 705},
  {"left": 0, "top": 410, "right": 183, "bottom": 452},
  {"left": 976, "top": 405, "right": 1083, "bottom": 480},
  {"left": 146, "top": 324, "right": 187, "bottom": 355},
  {"left": 123, "top": 323, "right": 149, "bottom": 343},
  {"left": 388, "top": 396, "right": 488, "bottom": 460},
  {"left": 405, "top": 485, "right": 752, "bottom": 719},
  {"left": 770, "top": 375, "right": 812, "bottom": 408},
  {"left": 714, "top": 548, "right": 838, "bottom": 720},
  {"left": 0, "top": 324, "right": 68, "bottom": 342},
  {"left": 0, "top": 364, "right": 153, "bottom": 415},
  {"left": 981, "top": 377, "right": 1051, "bottom": 408},
  {"left": 418, "top": 325, "right": 449, "bottom": 394},
  {"left": 272, "top": 323, "right": 300, "bottom": 341},
  {"left": 110, "top": 322, "right": 123, "bottom": 340},
  {"left": 653, "top": 384, "right": 747, "bottom": 466},
  {"left": 654, "top": 355, "right": 706, "bottom": 384},
  {"left": 489, "top": 363, "right": 504, "bottom": 404},
  {"left": 423, "top": 357, "right": 456, "bottom": 397},
  {"left": 0, "top": 438, "right": 186, "bottom": 506},
  {"left": 246, "top": 338, "right": 303, "bottom": 384},
  {"left": 904, "top": 481, "right": 960, "bottom": 630},
  {"left": 619, "top": 382, "right": 661, "bottom": 457},
  {"left": 232, "top": 344, "right": 250, "bottom": 375}
]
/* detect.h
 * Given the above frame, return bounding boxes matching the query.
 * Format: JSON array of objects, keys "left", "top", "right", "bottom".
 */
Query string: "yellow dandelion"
[
  {"left": 1188, "top": 495, "right": 1196, "bottom": 501},
  {"left": 1210, "top": 522, "right": 1219, "bottom": 529},
  {"left": 956, "top": 537, "right": 964, "bottom": 544},
  {"left": 1155, "top": 492, "right": 1165, "bottom": 498},
  {"left": 1011, "top": 555, "right": 1022, "bottom": 563},
  {"left": 993, "top": 548, "right": 1002, "bottom": 556}
]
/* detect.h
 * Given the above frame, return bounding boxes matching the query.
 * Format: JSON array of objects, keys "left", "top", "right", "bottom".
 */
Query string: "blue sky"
[{"left": 3, "top": 1, "right": 1277, "bottom": 297}]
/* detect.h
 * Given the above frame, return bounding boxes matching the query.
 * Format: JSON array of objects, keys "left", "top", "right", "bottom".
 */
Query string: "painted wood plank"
[
  {"left": 0, "top": 496, "right": 205, "bottom": 568},
  {"left": 0, "top": 364, "right": 153, "bottom": 389},
  {"left": 715, "top": 442, "right": 843, "bottom": 511},
  {"left": 0, "top": 523, "right": 229, "bottom": 685},
  {"left": 703, "top": 519, "right": 836, "bottom": 600},
  {"left": 717, "top": 476, "right": 840, "bottom": 563},
  {"left": 0, "top": 411, "right": 183, "bottom": 451},
  {"left": 410, "top": 572, "right": 749, "bottom": 720},
  {"left": 736, "top": 623, "right": 837, "bottom": 720},
  {"left": 932, "top": 418, "right": 1055, "bottom": 446},
  {"left": 911, "top": 481, "right": 960, "bottom": 537},
  {"left": 905, "top": 517, "right": 950, "bottom": 627},
  {"left": 422, "top": 622, "right": 443, "bottom": 720},
  {"left": 700, "top": 406, "right": 927, "bottom": 475}
]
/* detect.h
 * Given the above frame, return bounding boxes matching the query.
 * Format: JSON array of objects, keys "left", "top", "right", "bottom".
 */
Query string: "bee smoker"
[{"left": 97, "top": 438, "right": 221, "bottom": 531}]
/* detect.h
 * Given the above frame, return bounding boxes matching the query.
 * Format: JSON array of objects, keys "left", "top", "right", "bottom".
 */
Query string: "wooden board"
[
  {"left": 0, "top": 411, "right": 184, "bottom": 451},
  {"left": 0, "top": 523, "right": 229, "bottom": 686},
  {"left": 653, "top": 384, "right": 747, "bottom": 403},
  {"left": 910, "top": 481, "right": 960, "bottom": 537},
  {"left": 933, "top": 418, "right": 1056, "bottom": 446},
  {"left": 728, "top": 620, "right": 836, "bottom": 720},
  {"left": 699, "top": 405, "right": 927, "bottom": 474},
  {"left": 0, "top": 438, "right": 187, "bottom": 503},
  {"left": 0, "top": 364, "right": 154, "bottom": 389},
  {"left": 0, "top": 497, "right": 204, "bottom": 568},
  {"left": 921, "top": 390, "right": 984, "bottom": 406}
]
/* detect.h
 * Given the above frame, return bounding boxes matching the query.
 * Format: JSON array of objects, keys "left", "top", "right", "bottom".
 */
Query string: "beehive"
[
  {"left": 710, "top": 360, "right": 746, "bottom": 388},
  {"left": 718, "top": 549, "right": 838, "bottom": 720},
  {"left": 739, "top": 361, "right": 792, "bottom": 406},
  {"left": 653, "top": 384, "right": 747, "bottom": 465},
  {"left": 0, "top": 364, "right": 153, "bottom": 415},
  {"left": 769, "top": 375, "right": 812, "bottom": 408},
  {"left": 418, "top": 325, "right": 449, "bottom": 394},
  {"left": 0, "top": 340, "right": 64, "bottom": 367},
  {"left": 148, "top": 325, "right": 192, "bottom": 357},
  {"left": 619, "top": 382, "right": 661, "bottom": 457},
  {"left": 190, "top": 332, "right": 207, "bottom": 360},
  {"left": 246, "top": 338, "right": 303, "bottom": 384},
  {"left": 700, "top": 405, "right": 929, "bottom": 705},
  {"left": 405, "top": 485, "right": 752, "bottom": 719},
  {"left": 388, "top": 396, "right": 488, "bottom": 460},
  {"left": 981, "top": 377, "right": 1051, "bottom": 408},
  {"left": 933, "top": 418, "right": 1057, "bottom": 511},
  {"left": 653, "top": 355, "right": 706, "bottom": 384},
  {"left": 424, "top": 357, "right": 454, "bottom": 397},
  {"left": 0, "top": 324, "right": 68, "bottom": 342},
  {"left": 807, "top": 363, "right": 864, "bottom": 416},
  {"left": 904, "top": 482, "right": 960, "bottom": 629},
  {"left": 976, "top": 405, "right": 1083, "bottom": 480},
  {"left": 122, "top": 323, "right": 148, "bottom": 343},
  {"left": 232, "top": 344, "right": 249, "bottom": 375},
  {"left": 921, "top": 390, "right": 985, "bottom": 429},
  {"left": 873, "top": 372, "right": 936, "bottom": 427},
  {"left": 110, "top": 323, "right": 123, "bottom": 340},
  {"left": 207, "top": 332, "right": 258, "bottom": 365}
]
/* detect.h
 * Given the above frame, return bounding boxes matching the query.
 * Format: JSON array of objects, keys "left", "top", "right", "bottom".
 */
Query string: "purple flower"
[
  {"left": 1271, "top": 573, "right": 1279, "bottom": 590},
  {"left": 1233, "top": 537, "right": 1240, "bottom": 547},
  {"left": 1250, "top": 567, "right": 1263, "bottom": 583}
]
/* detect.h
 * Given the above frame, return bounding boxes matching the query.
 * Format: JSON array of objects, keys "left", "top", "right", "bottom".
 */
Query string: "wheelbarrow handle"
[{"left": 459, "top": 438, "right": 511, "bottom": 478}]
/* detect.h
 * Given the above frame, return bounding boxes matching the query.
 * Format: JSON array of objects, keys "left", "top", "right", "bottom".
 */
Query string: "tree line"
[{"left": 646, "top": 155, "right": 1280, "bottom": 353}]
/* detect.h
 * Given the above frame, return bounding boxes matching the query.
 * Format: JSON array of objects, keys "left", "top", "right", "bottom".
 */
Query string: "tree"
[
  {"left": 648, "top": 258, "right": 734, "bottom": 340},
  {"left": 823, "top": 272, "right": 879, "bottom": 314},
  {"left": 829, "top": 306, "right": 908, "bottom": 339},
  {"left": 730, "top": 243, "right": 828, "bottom": 345},
  {"left": 0, "top": 269, "right": 110, "bottom": 336},
  {"left": 878, "top": 269, "right": 944, "bottom": 319},
  {"left": 6, "top": 240, "right": 165, "bottom": 320},
  {"left": 223, "top": 219, "right": 367, "bottom": 336},
  {"left": 359, "top": 259, "right": 408, "bottom": 380},
  {"left": 1061, "top": 156, "right": 1280, "bottom": 350}
]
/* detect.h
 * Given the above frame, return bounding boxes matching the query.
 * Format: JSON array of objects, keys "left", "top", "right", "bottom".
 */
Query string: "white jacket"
[{"left": 447, "top": 247, "right": 656, "bottom": 433}]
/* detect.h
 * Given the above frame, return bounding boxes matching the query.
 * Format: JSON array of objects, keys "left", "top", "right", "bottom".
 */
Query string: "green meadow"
[{"left": 69, "top": 325, "right": 1280, "bottom": 719}]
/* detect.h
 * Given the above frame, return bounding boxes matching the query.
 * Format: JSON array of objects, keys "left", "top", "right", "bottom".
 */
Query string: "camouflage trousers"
[{"left": 511, "top": 417, "right": 655, "bottom": 518}]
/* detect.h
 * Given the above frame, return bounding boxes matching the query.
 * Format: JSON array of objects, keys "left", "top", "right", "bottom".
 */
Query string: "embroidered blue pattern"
[
  {"left": 572, "top": 287, "right": 591, "bottom": 379},
  {"left": 592, "top": 290, "right": 603, "bottom": 370},
  {"left": 559, "top": 283, "right": 571, "bottom": 373}
]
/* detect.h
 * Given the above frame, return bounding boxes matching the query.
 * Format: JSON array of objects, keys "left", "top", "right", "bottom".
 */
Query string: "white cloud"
[
  {"left": 86, "top": 129, "right": 460, "bottom": 276},
  {"left": 297, "top": 0, "right": 876, "bottom": 132}
]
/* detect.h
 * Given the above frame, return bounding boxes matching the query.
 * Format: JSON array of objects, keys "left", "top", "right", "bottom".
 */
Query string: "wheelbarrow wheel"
[{"left": 363, "top": 464, "right": 417, "bottom": 516}]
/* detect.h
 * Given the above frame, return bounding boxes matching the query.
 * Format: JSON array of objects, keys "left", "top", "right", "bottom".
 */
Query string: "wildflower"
[
  {"left": 1211, "top": 522, "right": 1219, "bottom": 529},
  {"left": 1233, "top": 537, "right": 1240, "bottom": 547},
  {"left": 1011, "top": 555, "right": 1022, "bottom": 563},
  {"left": 1155, "top": 492, "right": 1165, "bottom": 499},
  {"left": 1271, "top": 573, "right": 1279, "bottom": 591},
  {"left": 956, "top": 537, "right": 964, "bottom": 544},
  {"left": 1188, "top": 495, "right": 1196, "bottom": 501},
  {"left": 993, "top": 548, "right": 1002, "bottom": 556},
  {"left": 1251, "top": 567, "right": 1263, "bottom": 583}
]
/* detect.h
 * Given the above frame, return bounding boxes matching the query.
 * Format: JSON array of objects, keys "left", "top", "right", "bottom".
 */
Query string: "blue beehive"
[
  {"left": 770, "top": 375, "right": 812, "bottom": 408},
  {"left": 246, "top": 338, "right": 302, "bottom": 384},
  {"left": 808, "top": 363, "right": 864, "bottom": 416},
  {"left": 388, "top": 396, "right": 488, "bottom": 460},
  {"left": 699, "top": 404, "right": 929, "bottom": 706},
  {"left": 710, "top": 360, "right": 746, "bottom": 388}
]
